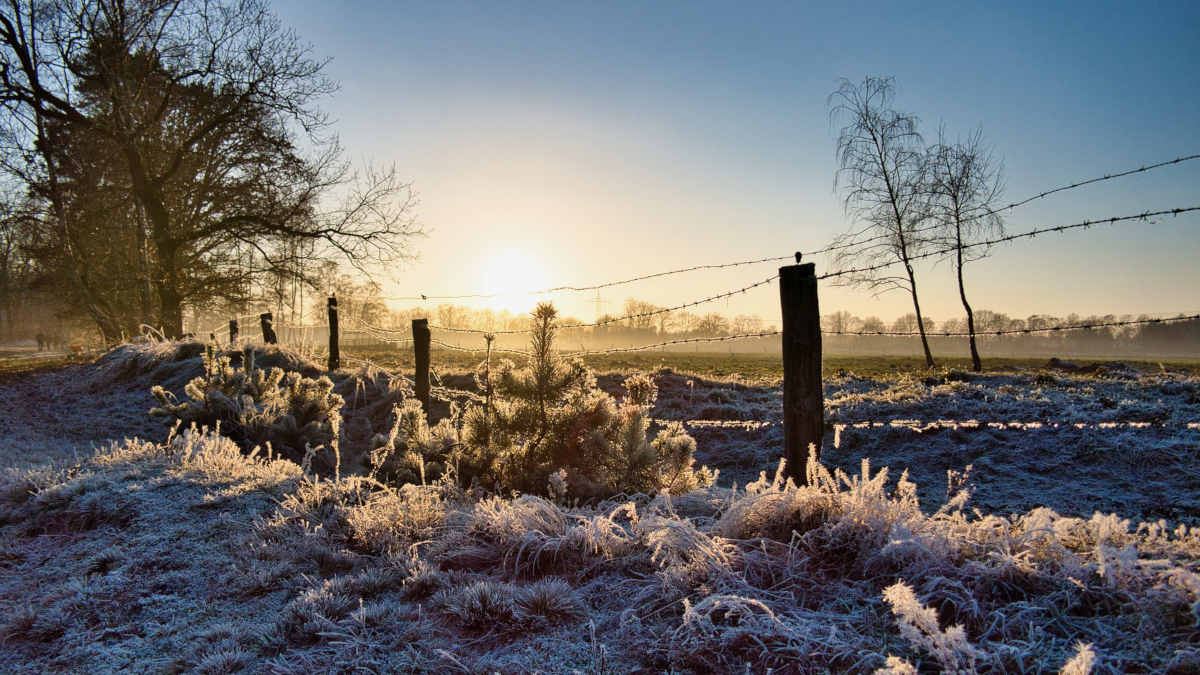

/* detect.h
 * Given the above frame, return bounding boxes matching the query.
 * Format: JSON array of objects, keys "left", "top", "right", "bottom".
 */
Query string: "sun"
[{"left": 481, "top": 246, "right": 549, "bottom": 313}]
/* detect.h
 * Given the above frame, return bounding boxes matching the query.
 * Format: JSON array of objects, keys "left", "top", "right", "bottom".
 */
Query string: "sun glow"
[{"left": 481, "top": 246, "right": 551, "bottom": 314}]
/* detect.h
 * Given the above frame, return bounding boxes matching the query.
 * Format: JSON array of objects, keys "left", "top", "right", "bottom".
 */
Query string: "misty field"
[{"left": 1, "top": 342, "right": 1198, "bottom": 673}]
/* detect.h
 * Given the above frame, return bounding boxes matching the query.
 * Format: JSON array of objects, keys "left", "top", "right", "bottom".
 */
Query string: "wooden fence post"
[
  {"left": 327, "top": 297, "right": 340, "bottom": 371},
  {"left": 229, "top": 318, "right": 238, "bottom": 345},
  {"left": 260, "top": 312, "right": 277, "bottom": 345},
  {"left": 780, "top": 261, "right": 822, "bottom": 484},
  {"left": 412, "top": 318, "right": 431, "bottom": 420}
]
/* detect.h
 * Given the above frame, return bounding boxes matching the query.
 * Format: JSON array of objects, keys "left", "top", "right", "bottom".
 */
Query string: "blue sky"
[{"left": 275, "top": 0, "right": 1199, "bottom": 326}]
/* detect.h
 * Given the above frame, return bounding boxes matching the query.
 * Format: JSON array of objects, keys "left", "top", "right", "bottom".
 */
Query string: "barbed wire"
[
  {"left": 987, "top": 153, "right": 1200, "bottom": 218},
  {"left": 373, "top": 153, "right": 1200, "bottom": 304},
  {"left": 187, "top": 156, "right": 1199, "bottom": 342},
  {"left": 562, "top": 331, "right": 781, "bottom": 356},
  {"left": 382, "top": 254, "right": 797, "bottom": 302},
  {"left": 820, "top": 153, "right": 1200, "bottom": 259},
  {"left": 350, "top": 319, "right": 416, "bottom": 344},
  {"left": 429, "top": 338, "right": 531, "bottom": 356},
  {"left": 428, "top": 273, "right": 781, "bottom": 335},
  {"left": 820, "top": 206, "right": 1200, "bottom": 282},
  {"left": 823, "top": 313, "right": 1200, "bottom": 337}
]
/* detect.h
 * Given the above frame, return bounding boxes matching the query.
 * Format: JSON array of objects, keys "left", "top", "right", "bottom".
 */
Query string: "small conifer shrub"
[{"left": 371, "top": 302, "right": 713, "bottom": 498}]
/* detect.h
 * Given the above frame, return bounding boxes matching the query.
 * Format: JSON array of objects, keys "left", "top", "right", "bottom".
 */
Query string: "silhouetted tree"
[
  {"left": 695, "top": 312, "right": 729, "bottom": 337},
  {"left": 828, "top": 76, "right": 936, "bottom": 366},
  {"left": 622, "top": 298, "right": 660, "bottom": 332},
  {"left": 928, "top": 127, "right": 1005, "bottom": 371},
  {"left": 0, "top": 0, "right": 420, "bottom": 338},
  {"left": 822, "top": 310, "right": 858, "bottom": 335}
]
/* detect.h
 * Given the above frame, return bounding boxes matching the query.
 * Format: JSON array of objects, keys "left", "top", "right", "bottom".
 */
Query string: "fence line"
[
  {"left": 427, "top": 273, "right": 782, "bottom": 335},
  {"left": 430, "top": 338, "right": 531, "bottom": 356},
  {"left": 201, "top": 304, "right": 1200, "bottom": 357},
  {"left": 415, "top": 313, "right": 1199, "bottom": 357},
  {"left": 562, "top": 331, "right": 781, "bottom": 356},
  {"left": 358, "top": 153, "right": 1200, "bottom": 305},
  {"left": 277, "top": 203, "right": 1200, "bottom": 344},
  {"left": 790, "top": 152, "right": 1200, "bottom": 262},
  {"left": 823, "top": 313, "right": 1200, "bottom": 338},
  {"left": 982, "top": 153, "right": 1200, "bottom": 220},
  {"left": 381, "top": 253, "right": 797, "bottom": 302},
  {"left": 819, "top": 205, "right": 1200, "bottom": 282},
  {"left": 231, "top": 307, "right": 1199, "bottom": 357},
  {"left": 189, "top": 156, "right": 1200, "bottom": 342}
]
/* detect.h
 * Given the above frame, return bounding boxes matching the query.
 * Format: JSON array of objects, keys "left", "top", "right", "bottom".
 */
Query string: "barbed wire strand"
[
  {"left": 430, "top": 338, "right": 531, "bottom": 356},
  {"left": 383, "top": 254, "right": 796, "bottom": 301},
  {"left": 562, "top": 331, "right": 781, "bottom": 356},
  {"left": 824, "top": 313, "right": 1200, "bottom": 337},
  {"left": 427, "top": 273, "right": 782, "bottom": 336},
  {"left": 425, "top": 313, "right": 1198, "bottom": 356},
  {"left": 989, "top": 153, "right": 1200, "bottom": 218},
  {"left": 828, "top": 153, "right": 1200, "bottom": 255},
  {"left": 820, "top": 206, "right": 1200, "bottom": 282}
]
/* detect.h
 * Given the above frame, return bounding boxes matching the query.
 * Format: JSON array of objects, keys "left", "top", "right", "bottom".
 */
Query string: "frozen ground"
[
  {"left": 639, "top": 364, "right": 1200, "bottom": 525},
  {"left": 0, "top": 344, "right": 1197, "bottom": 672}
]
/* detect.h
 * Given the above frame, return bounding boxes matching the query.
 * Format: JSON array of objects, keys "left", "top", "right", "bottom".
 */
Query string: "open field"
[
  {"left": 341, "top": 345, "right": 1200, "bottom": 382},
  {"left": 0, "top": 342, "right": 1198, "bottom": 672}
]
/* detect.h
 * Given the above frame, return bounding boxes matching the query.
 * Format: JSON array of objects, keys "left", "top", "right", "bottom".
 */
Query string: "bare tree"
[
  {"left": 730, "top": 314, "right": 763, "bottom": 334},
  {"left": 828, "top": 76, "right": 936, "bottom": 367},
  {"left": 622, "top": 298, "right": 660, "bottom": 332},
  {"left": 0, "top": 0, "right": 421, "bottom": 338},
  {"left": 822, "top": 310, "right": 858, "bottom": 335},
  {"left": 928, "top": 127, "right": 1005, "bottom": 371},
  {"left": 695, "top": 312, "right": 729, "bottom": 337}
]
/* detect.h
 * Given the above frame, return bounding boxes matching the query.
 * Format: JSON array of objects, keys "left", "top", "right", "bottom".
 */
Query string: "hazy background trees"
[{"left": 0, "top": 0, "right": 420, "bottom": 341}]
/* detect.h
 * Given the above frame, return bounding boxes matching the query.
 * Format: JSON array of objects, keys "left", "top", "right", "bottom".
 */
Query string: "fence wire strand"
[
  {"left": 820, "top": 206, "right": 1200, "bottom": 282},
  {"left": 428, "top": 273, "right": 781, "bottom": 335},
  {"left": 824, "top": 313, "right": 1200, "bottom": 337}
]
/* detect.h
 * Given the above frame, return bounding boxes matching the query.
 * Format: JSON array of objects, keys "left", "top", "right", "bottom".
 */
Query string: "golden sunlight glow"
[{"left": 481, "top": 246, "right": 550, "bottom": 313}]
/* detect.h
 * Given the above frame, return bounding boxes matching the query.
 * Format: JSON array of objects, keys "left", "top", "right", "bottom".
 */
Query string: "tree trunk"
[
  {"left": 904, "top": 263, "right": 936, "bottom": 367},
  {"left": 154, "top": 241, "right": 185, "bottom": 338},
  {"left": 124, "top": 142, "right": 185, "bottom": 338},
  {"left": 157, "top": 281, "right": 185, "bottom": 339},
  {"left": 955, "top": 223, "right": 982, "bottom": 372}
]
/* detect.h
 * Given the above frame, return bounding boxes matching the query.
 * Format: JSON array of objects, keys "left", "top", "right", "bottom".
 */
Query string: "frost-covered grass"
[
  {"left": 1, "top": 341, "right": 1199, "bottom": 671},
  {"left": 1, "top": 432, "right": 1197, "bottom": 672}
]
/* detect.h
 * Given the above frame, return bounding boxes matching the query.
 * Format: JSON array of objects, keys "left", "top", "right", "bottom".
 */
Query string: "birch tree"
[{"left": 827, "top": 76, "right": 936, "bottom": 366}]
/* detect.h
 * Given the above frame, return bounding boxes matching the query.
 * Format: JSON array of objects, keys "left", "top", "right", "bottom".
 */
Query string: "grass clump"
[{"left": 150, "top": 346, "right": 344, "bottom": 476}]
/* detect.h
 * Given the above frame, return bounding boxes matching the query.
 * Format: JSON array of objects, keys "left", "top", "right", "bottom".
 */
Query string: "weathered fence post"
[
  {"left": 327, "top": 296, "right": 340, "bottom": 371},
  {"left": 413, "top": 318, "right": 431, "bottom": 420},
  {"left": 228, "top": 318, "right": 244, "bottom": 366},
  {"left": 260, "top": 312, "right": 277, "bottom": 345},
  {"left": 780, "top": 261, "right": 822, "bottom": 484}
]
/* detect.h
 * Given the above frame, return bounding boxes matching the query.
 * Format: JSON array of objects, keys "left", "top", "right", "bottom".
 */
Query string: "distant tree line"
[
  {"left": 336, "top": 296, "right": 769, "bottom": 341},
  {"left": 821, "top": 310, "right": 1200, "bottom": 359}
]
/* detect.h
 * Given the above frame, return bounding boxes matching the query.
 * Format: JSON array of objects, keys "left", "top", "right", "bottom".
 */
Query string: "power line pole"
[{"left": 594, "top": 289, "right": 608, "bottom": 321}]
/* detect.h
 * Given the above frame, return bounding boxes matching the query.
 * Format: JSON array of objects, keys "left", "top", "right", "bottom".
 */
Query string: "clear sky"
[{"left": 273, "top": 0, "right": 1199, "bottom": 327}]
